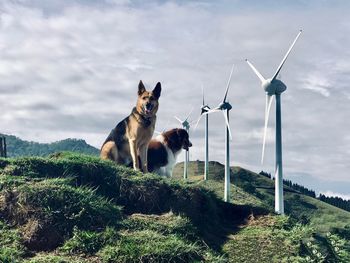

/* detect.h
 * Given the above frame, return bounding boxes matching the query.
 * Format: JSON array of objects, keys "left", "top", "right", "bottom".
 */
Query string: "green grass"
[
  {"left": 98, "top": 230, "right": 202, "bottom": 263},
  {"left": 121, "top": 212, "right": 198, "bottom": 240},
  {"left": 1, "top": 153, "right": 350, "bottom": 262},
  {"left": 0, "top": 177, "right": 122, "bottom": 251},
  {"left": 0, "top": 154, "right": 233, "bottom": 262},
  {"left": 23, "top": 254, "right": 93, "bottom": 263},
  {"left": 60, "top": 226, "right": 119, "bottom": 255},
  {"left": 174, "top": 161, "right": 350, "bottom": 232},
  {"left": 285, "top": 193, "right": 350, "bottom": 232},
  {"left": 0, "top": 221, "right": 27, "bottom": 263},
  {"left": 173, "top": 160, "right": 350, "bottom": 262},
  {"left": 222, "top": 215, "right": 314, "bottom": 263}
]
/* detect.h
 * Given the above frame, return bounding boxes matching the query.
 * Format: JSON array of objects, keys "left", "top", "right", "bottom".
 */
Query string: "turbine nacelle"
[
  {"left": 182, "top": 120, "right": 190, "bottom": 130},
  {"left": 201, "top": 105, "right": 210, "bottom": 115},
  {"left": 217, "top": 102, "right": 232, "bottom": 111},
  {"left": 246, "top": 30, "right": 302, "bottom": 98},
  {"left": 204, "top": 62, "right": 235, "bottom": 141},
  {"left": 174, "top": 107, "right": 193, "bottom": 131},
  {"left": 263, "top": 78, "right": 287, "bottom": 95}
]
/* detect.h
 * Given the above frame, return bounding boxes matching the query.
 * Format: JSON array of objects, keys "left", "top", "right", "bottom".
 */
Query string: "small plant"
[
  {"left": 61, "top": 226, "right": 119, "bottom": 255},
  {"left": 24, "top": 255, "right": 72, "bottom": 263},
  {"left": 16, "top": 180, "right": 122, "bottom": 232},
  {"left": 0, "top": 221, "right": 26, "bottom": 263},
  {"left": 325, "top": 232, "right": 350, "bottom": 262},
  {"left": 121, "top": 212, "right": 198, "bottom": 240},
  {"left": 98, "top": 230, "right": 203, "bottom": 263},
  {"left": 61, "top": 227, "right": 103, "bottom": 254},
  {"left": 303, "top": 239, "right": 326, "bottom": 262}
]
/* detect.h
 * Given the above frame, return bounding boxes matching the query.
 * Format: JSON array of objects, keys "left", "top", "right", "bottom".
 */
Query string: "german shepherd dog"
[{"left": 100, "top": 80, "right": 161, "bottom": 172}]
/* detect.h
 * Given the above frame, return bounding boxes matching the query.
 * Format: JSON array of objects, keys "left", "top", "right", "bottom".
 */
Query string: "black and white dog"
[{"left": 147, "top": 128, "right": 192, "bottom": 177}]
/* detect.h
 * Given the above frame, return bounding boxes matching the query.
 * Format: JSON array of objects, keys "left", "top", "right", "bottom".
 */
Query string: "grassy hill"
[
  {"left": 0, "top": 134, "right": 99, "bottom": 157},
  {"left": 173, "top": 161, "right": 350, "bottom": 232},
  {"left": 0, "top": 153, "right": 349, "bottom": 262}
]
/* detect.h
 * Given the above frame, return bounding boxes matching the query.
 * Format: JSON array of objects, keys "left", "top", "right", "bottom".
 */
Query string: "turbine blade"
[
  {"left": 202, "top": 84, "right": 205, "bottom": 106},
  {"left": 261, "top": 95, "right": 274, "bottom": 164},
  {"left": 223, "top": 63, "right": 235, "bottom": 103},
  {"left": 222, "top": 110, "right": 232, "bottom": 140},
  {"left": 163, "top": 119, "right": 170, "bottom": 132},
  {"left": 272, "top": 30, "right": 302, "bottom": 80},
  {"left": 245, "top": 59, "right": 266, "bottom": 83},
  {"left": 194, "top": 115, "right": 203, "bottom": 130},
  {"left": 203, "top": 108, "right": 221, "bottom": 115},
  {"left": 174, "top": 116, "right": 183, "bottom": 124},
  {"left": 189, "top": 119, "right": 197, "bottom": 125},
  {"left": 185, "top": 107, "right": 194, "bottom": 121}
]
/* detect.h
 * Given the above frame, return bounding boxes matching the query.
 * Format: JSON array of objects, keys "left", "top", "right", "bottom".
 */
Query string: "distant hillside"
[
  {"left": 259, "top": 170, "right": 350, "bottom": 213},
  {"left": 259, "top": 170, "right": 317, "bottom": 198},
  {"left": 173, "top": 161, "right": 350, "bottom": 232},
  {"left": 173, "top": 161, "right": 350, "bottom": 261},
  {"left": 319, "top": 194, "right": 350, "bottom": 212},
  {"left": 0, "top": 134, "right": 99, "bottom": 157}
]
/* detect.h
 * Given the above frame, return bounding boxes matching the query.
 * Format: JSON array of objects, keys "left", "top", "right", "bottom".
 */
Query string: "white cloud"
[{"left": 300, "top": 70, "right": 333, "bottom": 96}]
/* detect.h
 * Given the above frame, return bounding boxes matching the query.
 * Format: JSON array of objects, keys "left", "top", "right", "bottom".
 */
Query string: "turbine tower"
[
  {"left": 194, "top": 86, "right": 210, "bottom": 180},
  {"left": 205, "top": 64, "right": 234, "bottom": 202},
  {"left": 246, "top": 30, "right": 302, "bottom": 215},
  {"left": 175, "top": 108, "right": 193, "bottom": 179}
]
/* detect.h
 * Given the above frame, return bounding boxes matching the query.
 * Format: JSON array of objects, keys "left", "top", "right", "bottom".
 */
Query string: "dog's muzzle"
[
  {"left": 144, "top": 103, "right": 153, "bottom": 115},
  {"left": 183, "top": 141, "right": 192, "bottom": 151}
]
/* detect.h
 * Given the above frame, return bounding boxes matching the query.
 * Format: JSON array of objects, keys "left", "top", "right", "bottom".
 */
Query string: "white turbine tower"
[
  {"left": 205, "top": 64, "right": 234, "bottom": 202},
  {"left": 175, "top": 108, "right": 193, "bottom": 179},
  {"left": 246, "top": 30, "right": 302, "bottom": 215},
  {"left": 194, "top": 86, "right": 210, "bottom": 180}
]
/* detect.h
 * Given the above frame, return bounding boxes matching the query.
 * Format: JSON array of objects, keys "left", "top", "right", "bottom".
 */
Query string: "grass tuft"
[
  {"left": 98, "top": 230, "right": 203, "bottom": 263},
  {"left": 0, "top": 221, "right": 27, "bottom": 263},
  {"left": 60, "top": 226, "right": 119, "bottom": 255},
  {"left": 0, "top": 178, "right": 122, "bottom": 251}
]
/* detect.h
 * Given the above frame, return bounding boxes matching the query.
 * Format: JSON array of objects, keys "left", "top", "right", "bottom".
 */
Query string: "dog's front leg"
[
  {"left": 139, "top": 144, "right": 149, "bottom": 173},
  {"left": 129, "top": 139, "right": 139, "bottom": 171},
  {"left": 165, "top": 167, "right": 173, "bottom": 178}
]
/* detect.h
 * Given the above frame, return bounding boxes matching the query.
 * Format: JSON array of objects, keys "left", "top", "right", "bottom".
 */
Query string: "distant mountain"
[{"left": 0, "top": 134, "right": 99, "bottom": 157}]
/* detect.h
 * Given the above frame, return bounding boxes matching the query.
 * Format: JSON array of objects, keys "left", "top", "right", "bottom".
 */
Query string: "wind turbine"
[
  {"left": 245, "top": 30, "right": 302, "bottom": 215},
  {"left": 175, "top": 108, "right": 193, "bottom": 179},
  {"left": 194, "top": 86, "right": 210, "bottom": 180},
  {"left": 204, "top": 64, "right": 234, "bottom": 202}
]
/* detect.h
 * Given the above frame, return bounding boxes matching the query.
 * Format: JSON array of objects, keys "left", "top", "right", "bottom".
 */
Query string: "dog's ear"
[
  {"left": 176, "top": 128, "right": 185, "bottom": 141},
  {"left": 152, "top": 82, "right": 161, "bottom": 99},
  {"left": 138, "top": 80, "right": 146, "bottom": 96}
]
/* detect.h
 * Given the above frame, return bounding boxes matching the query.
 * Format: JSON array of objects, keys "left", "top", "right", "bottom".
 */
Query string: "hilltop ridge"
[{"left": 0, "top": 153, "right": 349, "bottom": 262}]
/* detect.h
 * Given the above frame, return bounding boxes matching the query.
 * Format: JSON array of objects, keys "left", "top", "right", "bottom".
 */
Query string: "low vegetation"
[
  {"left": 0, "top": 134, "right": 99, "bottom": 157},
  {"left": 0, "top": 153, "right": 349, "bottom": 262}
]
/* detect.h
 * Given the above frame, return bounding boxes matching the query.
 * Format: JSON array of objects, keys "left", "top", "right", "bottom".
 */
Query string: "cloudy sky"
[{"left": 0, "top": 0, "right": 349, "bottom": 199}]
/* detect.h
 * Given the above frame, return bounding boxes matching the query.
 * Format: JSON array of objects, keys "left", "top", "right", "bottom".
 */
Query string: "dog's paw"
[{"left": 133, "top": 167, "right": 141, "bottom": 172}]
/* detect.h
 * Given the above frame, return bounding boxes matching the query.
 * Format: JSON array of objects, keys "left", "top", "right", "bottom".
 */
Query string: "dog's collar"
[{"left": 131, "top": 107, "right": 154, "bottom": 127}]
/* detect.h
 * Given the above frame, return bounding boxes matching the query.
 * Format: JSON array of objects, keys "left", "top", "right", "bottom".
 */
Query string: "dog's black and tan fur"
[{"left": 100, "top": 80, "right": 161, "bottom": 172}]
